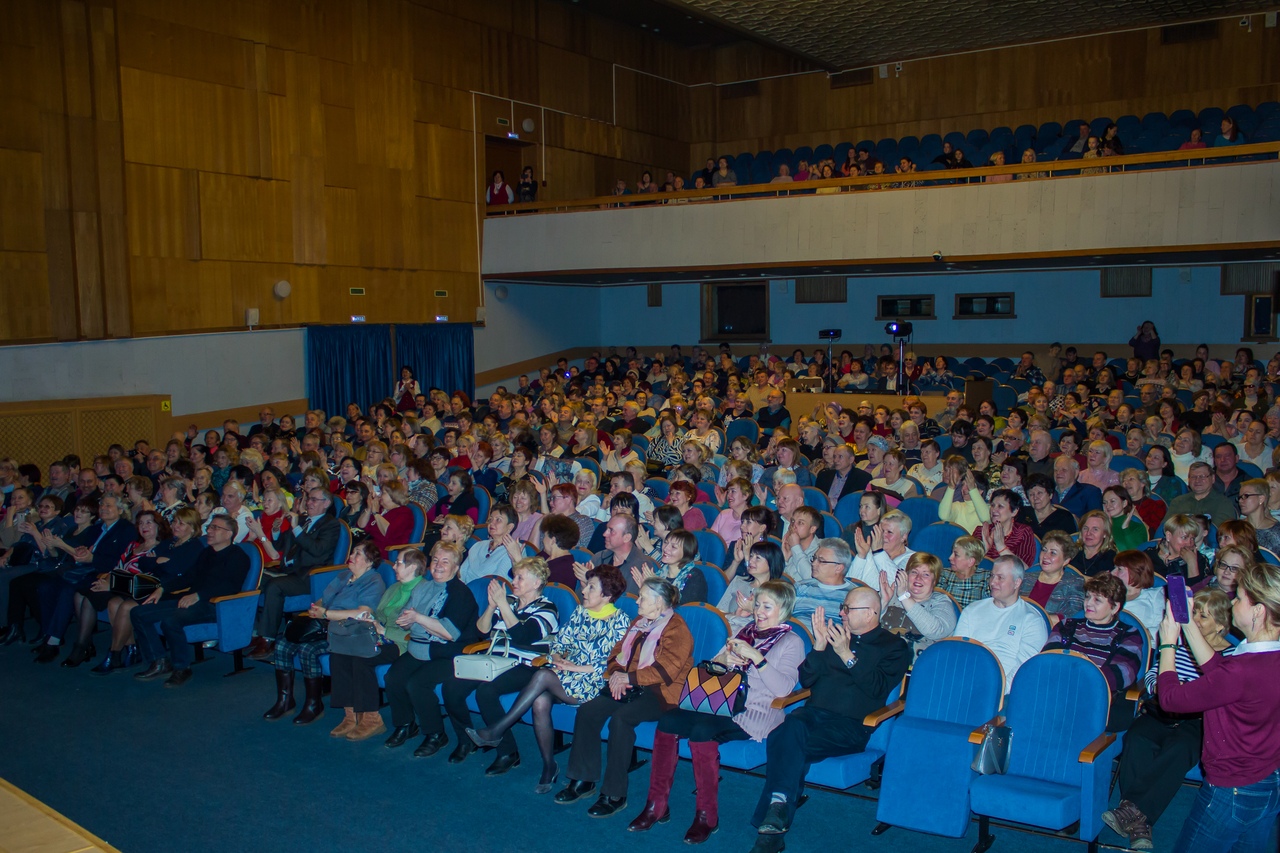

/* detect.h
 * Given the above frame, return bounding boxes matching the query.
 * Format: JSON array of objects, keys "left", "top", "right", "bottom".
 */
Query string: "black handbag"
[
  {"left": 284, "top": 616, "right": 328, "bottom": 644},
  {"left": 971, "top": 721, "right": 1012, "bottom": 775},
  {"left": 109, "top": 570, "right": 161, "bottom": 601},
  {"left": 327, "top": 618, "right": 381, "bottom": 658}
]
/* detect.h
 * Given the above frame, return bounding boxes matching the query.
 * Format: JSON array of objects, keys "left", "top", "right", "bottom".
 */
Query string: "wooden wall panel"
[
  {"left": 415, "top": 123, "right": 476, "bottom": 202},
  {"left": 0, "top": 252, "right": 52, "bottom": 340},
  {"left": 124, "top": 163, "right": 198, "bottom": 259},
  {"left": 198, "top": 173, "right": 294, "bottom": 263},
  {"left": 0, "top": 150, "right": 45, "bottom": 252},
  {"left": 120, "top": 68, "right": 259, "bottom": 174}
]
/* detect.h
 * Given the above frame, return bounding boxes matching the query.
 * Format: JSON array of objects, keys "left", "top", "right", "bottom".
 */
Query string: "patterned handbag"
[{"left": 678, "top": 660, "right": 746, "bottom": 717}]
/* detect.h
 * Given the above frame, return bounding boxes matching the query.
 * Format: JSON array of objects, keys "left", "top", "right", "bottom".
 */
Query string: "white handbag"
[{"left": 452, "top": 635, "right": 525, "bottom": 682}]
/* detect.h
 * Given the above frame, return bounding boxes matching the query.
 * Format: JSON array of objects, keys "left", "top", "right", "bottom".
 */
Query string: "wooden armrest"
[
  {"left": 210, "top": 590, "right": 260, "bottom": 604},
  {"left": 462, "top": 641, "right": 491, "bottom": 654},
  {"left": 771, "top": 688, "right": 811, "bottom": 710},
  {"left": 531, "top": 655, "right": 548, "bottom": 667},
  {"left": 1078, "top": 733, "right": 1116, "bottom": 763},
  {"left": 397, "top": 541, "right": 426, "bottom": 552},
  {"left": 969, "top": 715, "right": 1006, "bottom": 745},
  {"left": 1125, "top": 685, "right": 1143, "bottom": 702},
  {"left": 863, "top": 698, "right": 906, "bottom": 727},
  {"left": 263, "top": 558, "right": 281, "bottom": 569},
  {"left": 308, "top": 563, "right": 343, "bottom": 576}
]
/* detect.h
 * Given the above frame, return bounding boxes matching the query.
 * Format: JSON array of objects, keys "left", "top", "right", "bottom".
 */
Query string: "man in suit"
[
  {"left": 247, "top": 407, "right": 279, "bottom": 441},
  {"left": 246, "top": 489, "right": 341, "bottom": 660},
  {"left": 815, "top": 443, "right": 872, "bottom": 511},
  {"left": 1053, "top": 455, "right": 1102, "bottom": 519}
]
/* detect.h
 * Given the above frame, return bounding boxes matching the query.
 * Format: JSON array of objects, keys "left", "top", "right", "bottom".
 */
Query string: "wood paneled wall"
[
  {"left": 0, "top": 0, "right": 702, "bottom": 344},
  {"left": 695, "top": 24, "right": 1280, "bottom": 162}
]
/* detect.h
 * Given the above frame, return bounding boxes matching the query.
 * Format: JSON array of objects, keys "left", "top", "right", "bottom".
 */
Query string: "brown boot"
[
  {"left": 346, "top": 711, "right": 388, "bottom": 742},
  {"left": 247, "top": 638, "right": 276, "bottom": 661},
  {"left": 329, "top": 708, "right": 357, "bottom": 738}
]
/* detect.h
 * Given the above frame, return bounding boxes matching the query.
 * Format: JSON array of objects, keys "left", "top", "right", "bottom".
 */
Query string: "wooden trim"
[
  {"left": 162, "top": 398, "right": 311, "bottom": 438},
  {"left": 0, "top": 777, "right": 122, "bottom": 853},
  {"left": 474, "top": 347, "right": 600, "bottom": 387}
]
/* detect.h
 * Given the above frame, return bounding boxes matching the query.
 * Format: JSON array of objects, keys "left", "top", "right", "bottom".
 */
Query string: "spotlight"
[{"left": 884, "top": 321, "right": 913, "bottom": 337}]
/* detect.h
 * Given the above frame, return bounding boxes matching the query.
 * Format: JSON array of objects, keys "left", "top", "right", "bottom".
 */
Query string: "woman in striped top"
[{"left": 1105, "top": 587, "right": 1233, "bottom": 849}]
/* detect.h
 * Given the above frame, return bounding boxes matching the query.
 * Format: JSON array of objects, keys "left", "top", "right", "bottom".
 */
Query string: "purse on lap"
[
  {"left": 284, "top": 615, "right": 328, "bottom": 645},
  {"left": 108, "top": 570, "right": 161, "bottom": 601},
  {"left": 678, "top": 659, "right": 746, "bottom": 717},
  {"left": 452, "top": 634, "right": 525, "bottom": 682},
  {"left": 327, "top": 618, "right": 381, "bottom": 658}
]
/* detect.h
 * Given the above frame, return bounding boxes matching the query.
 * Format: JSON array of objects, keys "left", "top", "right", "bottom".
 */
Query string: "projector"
[{"left": 818, "top": 328, "right": 842, "bottom": 340}]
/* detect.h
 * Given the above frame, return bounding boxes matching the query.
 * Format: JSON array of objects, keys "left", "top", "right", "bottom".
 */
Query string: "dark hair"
[
  {"left": 749, "top": 541, "right": 786, "bottom": 581},
  {"left": 540, "top": 513, "right": 580, "bottom": 552},
  {"left": 1113, "top": 549, "right": 1155, "bottom": 590},
  {"left": 1001, "top": 457, "right": 1027, "bottom": 484},
  {"left": 400, "top": 365, "right": 415, "bottom": 379},
  {"left": 652, "top": 504, "right": 684, "bottom": 533},
  {"left": 1025, "top": 473, "right": 1054, "bottom": 496},
  {"left": 585, "top": 564, "right": 627, "bottom": 603},
  {"left": 449, "top": 470, "right": 473, "bottom": 492},
  {"left": 609, "top": 492, "right": 639, "bottom": 516},
  {"left": 1084, "top": 572, "right": 1127, "bottom": 611},
  {"left": 1145, "top": 444, "right": 1174, "bottom": 477},
  {"left": 489, "top": 502, "right": 517, "bottom": 526},
  {"left": 990, "top": 488, "right": 1023, "bottom": 513},
  {"left": 663, "top": 528, "right": 698, "bottom": 566},
  {"left": 741, "top": 505, "right": 777, "bottom": 537}
]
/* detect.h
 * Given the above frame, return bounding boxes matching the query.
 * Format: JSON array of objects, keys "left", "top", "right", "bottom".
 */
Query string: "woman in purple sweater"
[
  {"left": 629, "top": 580, "right": 804, "bottom": 844},
  {"left": 1158, "top": 562, "right": 1280, "bottom": 853}
]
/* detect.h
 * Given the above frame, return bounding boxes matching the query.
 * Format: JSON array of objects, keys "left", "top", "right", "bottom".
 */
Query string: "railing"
[{"left": 485, "top": 141, "right": 1280, "bottom": 216}]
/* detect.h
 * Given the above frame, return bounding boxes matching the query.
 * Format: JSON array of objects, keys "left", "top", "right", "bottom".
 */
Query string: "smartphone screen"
[{"left": 1167, "top": 574, "right": 1190, "bottom": 624}]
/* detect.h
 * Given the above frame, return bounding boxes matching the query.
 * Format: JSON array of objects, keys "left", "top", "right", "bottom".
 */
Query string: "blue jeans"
[{"left": 1173, "top": 769, "right": 1280, "bottom": 853}]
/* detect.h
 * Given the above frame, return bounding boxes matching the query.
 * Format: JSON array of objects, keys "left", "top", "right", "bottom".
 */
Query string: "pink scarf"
[{"left": 615, "top": 608, "right": 675, "bottom": 670}]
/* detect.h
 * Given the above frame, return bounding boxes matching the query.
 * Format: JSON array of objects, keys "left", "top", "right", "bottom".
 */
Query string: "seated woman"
[
  {"left": 0, "top": 494, "right": 71, "bottom": 644},
  {"left": 870, "top": 449, "right": 918, "bottom": 499},
  {"left": 648, "top": 414, "right": 684, "bottom": 471},
  {"left": 601, "top": 430, "right": 640, "bottom": 474},
  {"left": 1079, "top": 440, "right": 1121, "bottom": 490},
  {"left": 464, "top": 564, "right": 630, "bottom": 793},
  {"left": 709, "top": 477, "right": 753, "bottom": 547},
  {"left": 1105, "top": 587, "right": 1234, "bottom": 850},
  {"left": 908, "top": 439, "right": 943, "bottom": 494},
  {"left": 665, "top": 481, "right": 707, "bottom": 532},
  {"left": 1024, "top": 473, "right": 1078, "bottom": 539},
  {"left": 973, "top": 489, "right": 1036, "bottom": 567},
  {"left": 339, "top": 481, "right": 374, "bottom": 533},
  {"left": 762, "top": 439, "right": 813, "bottom": 489},
  {"left": 968, "top": 436, "right": 1000, "bottom": 493},
  {"left": 426, "top": 470, "right": 480, "bottom": 524},
  {"left": 630, "top": 579, "right": 804, "bottom": 841},
  {"left": 245, "top": 488, "right": 293, "bottom": 565},
  {"left": 878, "top": 552, "right": 959, "bottom": 661},
  {"left": 1238, "top": 478, "right": 1280, "bottom": 555},
  {"left": 366, "top": 479, "right": 416, "bottom": 555},
  {"left": 839, "top": 491, "right": 886, "bottom": 552},
  {"left": 262, "top": 539, "right": 386, "bottom": 725},
  {"left": 1041, "top": 572, "right": 1145, "bottom": 729},
  {"left": 645, "top": 528, "right": 708, "bottom": 605},
  {"left": 506, "top": 479, "right": 542, "bottom": 542},
  {"left": 939, "top": 535, "right": 991, "bottom": 609},
  {"left": 938, "top": 458, "right": 991, "bottom": 532},
  {"left": 1102, "top": 485, "right": 1150, "bottom": 552},
  {"left": 1170, "top": 429, "right": 1209, "bottom": 483},
  {"left": 1070, "top": 511, "right": 1117, "bottom": 577},
  {"left": 87, "top": 508, "right": 203, "bottom": 674},
  {"left": 554, "top": 577, "right": 694, "bottom": 816},
  {"left": 680, "top": 441, "right": 719, "bottom": 485},
  {"left": 328, "top": 547, "right": 427, "bottom": 742},
  {"left": 1111, "top": 549, "right": 1164, "bottom": 637},
  {"left": 493, "top": 446, "right": 534, "bottom": 504},
  {"left": 719, "top": 541, "right": 786, "bottom": 632},
  {"left": 382, "top": 542, "right": 480, "bottom": 754},
  {"left": 1022, "top": 530, "right": 1086, "bottom": 624},
  {"left": 442, "top": 556, "right": 560, "bottom": 773},
  {"left": 1143, "top": 513, "right": 1208, "bottom": 583},
  {"left": 635, "top": 504, "right": 684, "bottom": 565},
  {"left": 1119, "top": 469, "right": 1166, "bottom": 534}
]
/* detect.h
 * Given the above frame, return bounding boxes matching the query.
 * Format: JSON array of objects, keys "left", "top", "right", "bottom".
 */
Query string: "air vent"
[
  {"left": 647, "top": 283, "right": 662, "bottom": 307},
  {"left": 1161, "top": 20, "right": 1218, "bottom": 45},
  {"left": 796, "top": 276, "right": 848, "bottom": 304},
  {"left": 1221, "top": 263, "right": 1280, "bottom": 295},
  {"left": 1100, "top": 267, "right": 1151, "bottom": 297},
  {"left": 720, "top": 81, "right": 759, "bottom": 99},
  {"left": 349, "top": 287, "right": 365, "bottom": 295},
  {"left": 830, "top": 68, "right": 874, "bottom": 89},
  {"left": 434, "top": 290, "right": 448, "bottom": 297}
]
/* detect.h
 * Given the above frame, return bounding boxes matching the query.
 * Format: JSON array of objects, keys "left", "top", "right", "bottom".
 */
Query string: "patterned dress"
[{"left": 550, "top": 606, "right": 631, "bottom": 702}]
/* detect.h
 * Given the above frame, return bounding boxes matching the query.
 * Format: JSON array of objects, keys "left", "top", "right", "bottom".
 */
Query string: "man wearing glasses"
[
  {"left": 131, "top": 516, "right": 250, "bottom": 686},
  {"left": 747, "top": 586, "right": 909, "bottom": 852},
  {"left": 1168, "top": 462, "right": 1237, "bottom": 529},
  {"left": 247, "top": 489, "right": 341, "bottom": 660},
  {"left": 790, "top": 538, "right": 857, "bottom": 625}
]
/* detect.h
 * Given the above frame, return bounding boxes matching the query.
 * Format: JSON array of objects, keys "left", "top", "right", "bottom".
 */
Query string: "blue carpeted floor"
[{"left": 0, "top": 644, "right": 1197, "bottom": 853}]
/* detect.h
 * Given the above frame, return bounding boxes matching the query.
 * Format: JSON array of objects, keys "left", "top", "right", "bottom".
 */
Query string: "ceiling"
[{"left": 664, "top": 0, "right": 1276, "bottom": 70}]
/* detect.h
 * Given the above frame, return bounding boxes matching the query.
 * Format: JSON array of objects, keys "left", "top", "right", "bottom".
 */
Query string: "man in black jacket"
[
  {"left": 247, "top": 489, "right": 341, "bottom": 660},
  {"left": 131, "top": 515, "right": 250, "bottom": 686},
  {"left": 747, "top": 586, "right": 910, "bottom": 852},
  {"left": 814, "top": 443, "right": 872, "bottom": 510}
]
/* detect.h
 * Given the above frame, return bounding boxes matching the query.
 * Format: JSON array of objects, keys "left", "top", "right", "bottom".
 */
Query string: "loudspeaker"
[
  {"left": 245, "top": 308, "right": 260, "bottom": 327},
  {"left": 964, "top": 378, "right": 993, "bottom": 412}
]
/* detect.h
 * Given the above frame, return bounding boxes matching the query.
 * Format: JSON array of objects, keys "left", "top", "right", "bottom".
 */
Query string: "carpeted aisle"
[{"left": 0, "top": 644, "right": 1195, "bottom": 853}]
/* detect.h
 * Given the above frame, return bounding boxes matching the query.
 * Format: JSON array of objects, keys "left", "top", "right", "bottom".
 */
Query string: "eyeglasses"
[
  {"left": 839, "top": 605, "right": 873, "bottom": 613},
  {"left": 1240, "top": 492, "right": 1265, "bottom": 501},
  {"left": 1216, "top": 562, "right": 1243, "bottom": 574}
]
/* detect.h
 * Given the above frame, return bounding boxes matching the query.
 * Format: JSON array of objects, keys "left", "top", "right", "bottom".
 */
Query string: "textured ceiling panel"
[{"left": 670, "top": 1, "right": 1274, "bottom": 69}]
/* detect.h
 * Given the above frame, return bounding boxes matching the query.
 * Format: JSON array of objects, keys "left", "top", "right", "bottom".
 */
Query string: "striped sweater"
[{"left": 1043, "top": 617, "right": 1144, "bottom": 694}]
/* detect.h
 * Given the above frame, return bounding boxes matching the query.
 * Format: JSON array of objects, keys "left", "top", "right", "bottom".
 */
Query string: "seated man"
[
  {"left": 131, "top": 515, "right": 251, "bottom": 686},
  {"left": 246, "top": 489, "right": 341, "bottom": 660},
  {"left": 952, "top": 555, "right": 1049, "bottom": 694},
  {"left": 747, "top": 586, "right": 910, "bottom": 852},
  {"left": 1167, "top": 462, "right": 1236, "bottom": 528},
  {"left": 1053, "top": 454, "right": 1102, "bottom": 519},
  {"left": 791, "top": 537, "right": 856, "bottom": 623},
  {"left": 781, "top": 505, "right": 822, "bottom": 581}
]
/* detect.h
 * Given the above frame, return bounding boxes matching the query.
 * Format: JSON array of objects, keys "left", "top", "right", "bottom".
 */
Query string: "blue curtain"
[
  {"left": 305, "top": 325, "right": 395, "bottom": 417},
  {"left": 394, "top": 323, "right": 475, "bottom": 400}
]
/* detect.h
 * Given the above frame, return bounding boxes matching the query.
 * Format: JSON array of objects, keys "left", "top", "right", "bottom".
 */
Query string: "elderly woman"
[
  {"left": 649, "top": 414, "right": 684, "bottom": 471},
  {"left": 1110, "top": 549, "right": 1164, "bottom": 637},
  {"left": 1170, "top": 429, "right": 1209, "bottom": 482},
  {"left": 87, "top": 508, "right": 203, "bottom": 674},
  {"left": 908, "top": 439, "right": 944, "bottom": 494},
  {"left": 1042, "top": 572, "right": 1145, "bottom": 728},
  {"left": 1071, "top": 510, "right": 1117, "bottom": 577},
  {"left": 601, "top": 430, "right": 641, "bottom": 474},
  {"left": 870, "top": 449, "right": 918, "bottom": 498},
  {"left": 666, "top": 480, "right": 707, "bottom": 532},
  {"left": 328, "top": 547, "right": 427, "bottom": 742},
  {"left": 1079, "top": 439, "right": 1120, "bottom": 490},
  {"left": 261, "top": 538, "right": 385, "bottom": 725},
  {"left": 426, "top": 470, "right": 480, "bottom": 524},
  {"left": 939, "top": 536, "right": 991, "bottom": 609},
  {"left": 1145, "top": 513, "right": 1208, "bottom": 582},
  {"left": 465, "top": 565, "right": 630, "bottom": 793},
  {"left": 1119, "top": 468, "right": 1167, "bottom": 534},
  {"left": 1022, "top": 530, "right": 1086, "bottom": 624},
  {"left": 879, "top": 552, "right": 959, "bottom": 661},
  {"left": 630, "top": 579, "right": 804, "bottom": 841},
  {"left": 218, "top": 481, "right": 254, "bottom": 543},
  {"left": 1024, "top": 473, "right": 1078, "bottom": 539},
  {"left": 974, "top": 489, "right": 1036, "bottom": 567},
  {"left": 382, "top": 542, "right": 480, "bottom": 754},
  {"left": 1102, "top": 485, "right": 1150, "bottom": 552},
  {"left": 442, "top": 556, "right": 561, "bottom": 773},
  {"left": 1237, "top": 478, "right": 1280, "bottom": 555},
  {"left": 938, "top": 457, "right": 991, "bottom": 532},
  {"left": 1105, "top": 587, "right": 1234, "bottom": 849},
  {"left": 555, "top": 577, "right": 694, "bottom": 816}
]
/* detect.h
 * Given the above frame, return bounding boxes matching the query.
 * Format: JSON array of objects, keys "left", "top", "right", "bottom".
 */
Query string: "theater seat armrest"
[
  {"left": 864, "top": 699, "right": 906, "bottom": 727},
  {"left": 1078, "top": 733, "right": 1116, "bottom": 763},
  {"left": 308, "top": 564, "right": 344, "bottom": 576},
  {"left": 531, "top": 656, "right": 549, "bottom": 667},
  {"left": 771, "top": 688, "right": 810, "bottom": 709},
  {"left": 462, "top": 642, "right": 492, "bottom": 654},
  {"left": 1124, "top": 685, "right": 1143, "bottom": 701},
  {"left": 210, "top": 590, "right": 260, "bottom": 604},
  {"left": 969, "top": 715, "right": 1006, "bottom": 745}
]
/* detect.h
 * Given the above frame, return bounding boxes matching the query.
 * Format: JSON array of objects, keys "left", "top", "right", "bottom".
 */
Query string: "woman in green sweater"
[{"left": 1103, "top": 485, "right": 1150, "bottom": 553}]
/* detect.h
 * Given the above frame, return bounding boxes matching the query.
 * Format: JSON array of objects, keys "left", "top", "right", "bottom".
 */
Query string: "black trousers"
[
  {"left": 443, "top": 665, "right": 536, "bottom": 758},
  {"left": 383, "top": 654, "right": 454, "bottom": 732},
  {"left": 1117, "top": 711, "right": 1203, "bottom": 823},
  {"left": 751, "top": 705, "right": 871, "bottom": 830},
  {"left": 329, "top": 644, "right": 400, "bottom": 713},
  {"left": 256, "top": 574, "right": 311, "bottom": 639},
  {"left": 567, "top": 687, "right": 667, "bottom": 799},
  {"left": 657, "top": 707, "right": 749, "bottom": 743}
]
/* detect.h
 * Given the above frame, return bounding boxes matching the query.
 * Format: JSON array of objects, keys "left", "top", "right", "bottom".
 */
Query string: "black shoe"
[
  {"left": 89, "top": 650, "right": 121, "bottom": 676},
  {"left": 466, "top": 726, "right": 504, "bottom": 749},
  {"left": 60, "top": 643, "right": 95, "bottom": 668},
  {"left": 758, "top": 802, "right": 789, "bottom": 835},
  {"left": 33, "top": 644, "right": 59, "bottom": 664},
  {"left": 555, "top": 780, "right": 597, "bottom": 804},
  {"left": 164, "top": 668, "right": 193, "bottom": 687},
  {"left": 120, "top": 644, "right": 140, "bottom": 668},
  {"left": 447, "top": 740, "right": 476, "bottom": 764},
  {"left": 534, "top": 762, "right": 559, "bottom": 795},
  {"left": 413, "top": 733, "right": 449, "bottom": 758},
  {"left": 134, "top": 660, "right": 173, "bottom": 681},
  {"left": 748, "top": 835, "right": 786, "bottom": 853},
  {"left": 587, "top": 795, "right": 627, "bottom": 818},
  {"left": 384, "top": 723, "right": 420, "bottom": 749},
  {"left": 0, "top": 624, "right": 25, "bottom": 645},
  {"left": 485, "top": 753, "right": 521, "bottom": 776}
]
